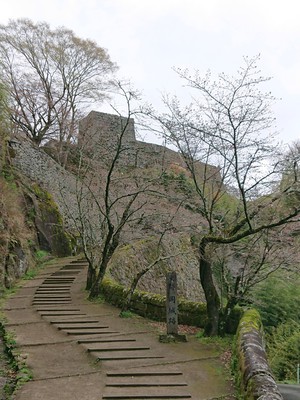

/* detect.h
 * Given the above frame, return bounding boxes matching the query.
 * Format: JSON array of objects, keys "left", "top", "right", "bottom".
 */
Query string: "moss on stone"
[
  {"left": 237, "top": 309, "right": 262, "bottom": 336},
  {"left": 234, "top": 309, "right": 282, "bottom": 400},
  {"left": 30, "top": 183, "right": 72, "bottom": 257},
  {"left": 98, "top": 276, "right": 208, "bottom": 327}
]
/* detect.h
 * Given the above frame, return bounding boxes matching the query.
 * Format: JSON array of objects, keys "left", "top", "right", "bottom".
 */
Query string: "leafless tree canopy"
[
  {"left": 0, "top": 19, "right": 117, "bottom": 149},
  {"left": 148, "top": 56, "right": 300, "bottom": 335}
]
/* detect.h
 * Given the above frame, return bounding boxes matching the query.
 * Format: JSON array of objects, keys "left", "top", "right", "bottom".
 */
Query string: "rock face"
[
  {"left": 0, "top": 170, "right": 73, "bottom": 289},
  {"left": 0, "top": 176, "right": 33, "bottom": 289},
  {"left": 108, "top": 235, "right": 204, "bottom": 302},
  {"left": 26, "top": 184, "right": 72, "bottom": 257}
]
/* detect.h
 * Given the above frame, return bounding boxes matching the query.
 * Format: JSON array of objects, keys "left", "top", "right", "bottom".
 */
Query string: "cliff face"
[
  {"left": 7, "top": 111, "right": 218, "bottom": 301},
  {"left": 0, "top": 176, "right": 34, "bottom": 289},
  {"left": 0, "top": 169, "right": 74, "bottom": 289}
]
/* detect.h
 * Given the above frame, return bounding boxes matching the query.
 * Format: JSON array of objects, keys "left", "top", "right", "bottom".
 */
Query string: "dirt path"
[{"left": 2, "top": 257, "right": 235, "bottom": 399}]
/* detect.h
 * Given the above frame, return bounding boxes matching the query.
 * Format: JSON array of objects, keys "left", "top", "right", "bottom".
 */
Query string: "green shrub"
[
  {"left": 267, "top": 320, "right": 300, "bottom": 382},
  {"left": 252, "top": 275, "right": 300, "bottom": 330},
  {"left": 35, "top": 250, "right": 49, "bottom": 260}
]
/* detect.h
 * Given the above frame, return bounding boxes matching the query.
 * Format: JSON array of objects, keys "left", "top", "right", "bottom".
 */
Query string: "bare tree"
[
  {"left": 63, "top": 82, "right": 163, "bottom": 298},
  {"left": 148, "top": 56, "right": 300, "bottom": 335},
  {"left": 121, "top": 200, "right": 187, "bottom": 312},
  {"left": 0, "top": 83, "right": 10, "bottom": 173},
  {"left": 0, "top": 19, "right": 117, "bottom": 162},
  {"left": 212, "top": 226, "right": 298, "bottom": 330}
]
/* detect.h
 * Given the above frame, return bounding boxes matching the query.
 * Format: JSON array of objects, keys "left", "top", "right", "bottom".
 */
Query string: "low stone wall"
[
  {"left": 99, "top": 277, "right": 208, "bottom": 327},
  {"left": 99, "top": 277, "right": 241, "bottom": 331},
  {"left": 235, "top": 309, "right": 283, "bottom": 400}
]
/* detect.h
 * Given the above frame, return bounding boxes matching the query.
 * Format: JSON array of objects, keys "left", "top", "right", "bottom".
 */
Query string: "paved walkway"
[{"left": 3, "top": 257, "right": 235, "bottom": 400}]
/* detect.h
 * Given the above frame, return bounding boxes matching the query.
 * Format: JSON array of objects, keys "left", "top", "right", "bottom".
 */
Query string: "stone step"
[
  {"left": 51, "top": 271, "right": 81, "bottom": 275},
  {"left": 107, "top": 383, "right": 188, "bottom": 387},
  {"left": 78, "top": 338, "right": 136, "bottom": 344},
  {"left": 45, "top": 276, "right": 75, "bottom": 279},
  {"left": 39, "top": 312, "right": 86, "bottom": 316},
  {"left": 35, "top": 292, "right": 70, "bottom": 295},
  {"left": 50, "top": 320, "right": 99, "bottom": 325},
  {"left": 33, "top": 300, "right": 71, "bottom": 303},
  {"left": 34, "top": 298, "right": 71, "bottom": 302},
  {"left": 57, "top": 325, "right": 109, "bottom": 330},
  {"left": 105, "top": 371, "right": 188, "bottom": 387},
  {"left": 77, "top": 332, "right": 121, "bottom": 339},
  {"left": 66, "top": 330, "right": 118, "bottom": 336},
  {"left": 42, "top": 281, "right": 74, "bottom": 284},
  {"left": 102, "top": 376, "right": 191, "bottom": 399},
  {"left": 44, "top": 278, "right": 75, "bottom": 281},
  {"left": 35, "top": 308, "right": 81, "bottom": 312},
  {"left": 36, "top": 287, "right": 70, "bottom": 290},
  {"left": 107, "top": 372, "right": 183, "bottom": 377},
  {"left": 88, "top": 346, "right": 150, "bottom": 352},
  {"left": 39, "top": 284, "right": 72, "bottom": 287},
  {"left": 102, "top": 393, "right": 191, "bottom": 399},
  {"left": 34, "top": 294, "right": 71, "bottom": 297},
  {"left": 96, "top": 355, "right": 164, "bottom": 361},
  {"left": 33, "top": 302, "right": 72, "bottom": 306}
]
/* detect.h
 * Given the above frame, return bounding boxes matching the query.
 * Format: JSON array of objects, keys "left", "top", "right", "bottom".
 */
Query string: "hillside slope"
[{"left": 8, "top": 128, "right": 211, "bottom": 301}]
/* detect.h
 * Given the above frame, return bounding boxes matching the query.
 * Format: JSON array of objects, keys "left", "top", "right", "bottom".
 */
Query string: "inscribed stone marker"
[{"left": 166, "top": 271, "right": 178, "bottom": 335}]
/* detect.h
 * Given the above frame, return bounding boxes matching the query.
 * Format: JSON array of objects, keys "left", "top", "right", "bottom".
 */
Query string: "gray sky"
[{"left": 1, "top": 0, "right": 300, "bottom": 145}]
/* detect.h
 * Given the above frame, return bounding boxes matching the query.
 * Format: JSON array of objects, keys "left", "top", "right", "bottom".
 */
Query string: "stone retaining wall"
[
  {"left": 99, "top": 277, "right": 242, "bottom": 330},
  {"left": 235, "top": 309, "right": 283, "bottom": 400},
  {"left": 99, "top": 277, "right": 208, "bottom": 326},
  {"left": 9, "top": 136, "right": 80, "bottom": 232}
]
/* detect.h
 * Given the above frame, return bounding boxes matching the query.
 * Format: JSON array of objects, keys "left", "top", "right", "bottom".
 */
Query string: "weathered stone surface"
[
  {"left": 78, "top": 111, "right": 187, "bottom": 169},
  {"left": 250, "top": 374, "right": 283, "bottom": 400},
  {"left": 236, "top": 309, "right": 283, "bottom": 400}
]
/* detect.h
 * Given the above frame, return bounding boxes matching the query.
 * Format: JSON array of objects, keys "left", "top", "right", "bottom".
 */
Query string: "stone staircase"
[{"left": 32, "top": 259, "right": 192, "bottom": 400}]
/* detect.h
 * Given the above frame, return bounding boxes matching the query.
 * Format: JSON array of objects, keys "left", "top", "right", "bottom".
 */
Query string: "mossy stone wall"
[
  {"left": 235, "top": 309, "right": 283, "bottom": 399},
  {"left": 100, "top": 277, "right": 207, "bottom": 327}
]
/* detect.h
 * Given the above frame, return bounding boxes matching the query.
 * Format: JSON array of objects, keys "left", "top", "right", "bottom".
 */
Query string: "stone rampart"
[
  {"left": 78, "top": 111, "right": 221, "bottom": 185},
  {"left": 9, "top": 136, "right": 80, "bottom": 232},
  {"left": 78, "top": 111, "right": 187, "bottom": 169}
]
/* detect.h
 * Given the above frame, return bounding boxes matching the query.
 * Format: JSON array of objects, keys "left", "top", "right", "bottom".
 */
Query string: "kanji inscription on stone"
[{"left": 166, "top": 271, "right": 178, "bottom": 335}]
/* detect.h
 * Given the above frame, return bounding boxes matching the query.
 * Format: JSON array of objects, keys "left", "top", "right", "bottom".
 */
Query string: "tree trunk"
[
  {"left": 88, "top": 258, "right": 109, "bottom": 299},
  {"left": 199, "top": 240, "right": 221, "bottom": 336},
  {"left": 122, "top": 272, "right": 143, "bottom": 312},
  {"left": 220, "top": 296, "right": 239, "bottom": 335},
  {"left": 86, "top": 263, "right": 96, "bottom": 290}
]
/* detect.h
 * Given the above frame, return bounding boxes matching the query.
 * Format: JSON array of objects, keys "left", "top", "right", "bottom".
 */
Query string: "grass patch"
[
  {"left": 23, "top": 250, "right": 50, "bottom": 280},
  {"left": 88, "top": 294, "right": 105, "bottom": 304},
  {"left": 195, "top": 331, "right": 233, "bottom": 350},
  {"left": 35, "top": 250, "right": 49, "bottom": 261},
  {"left": 119, "top": 310, "right": 134, "bottom": 319},
  {"left": 23, "top": 269, "right": 38, "bottom": 280},
  {"left": 0, "top": 324, "right": 33, "bottom": 398}
]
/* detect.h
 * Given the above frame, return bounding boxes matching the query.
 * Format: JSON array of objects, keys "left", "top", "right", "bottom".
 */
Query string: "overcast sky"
[{"left": 1, "top": 0, "right": 300, "bottom": 146}]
